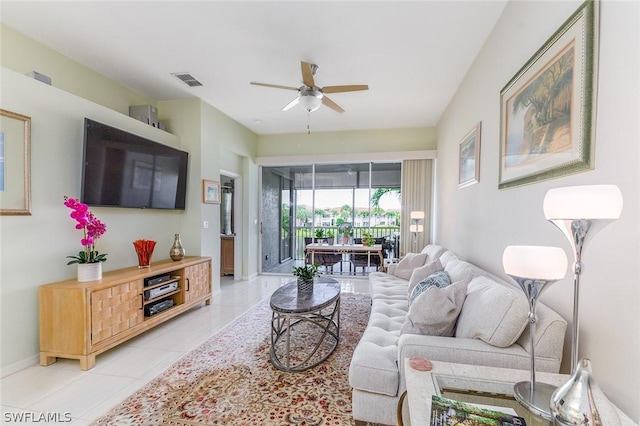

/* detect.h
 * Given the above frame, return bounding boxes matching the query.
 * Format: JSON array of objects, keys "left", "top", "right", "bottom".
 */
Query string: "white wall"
[
  {"left": 1, "top": 24, "right": 154, "bottom": 116},
  {"left": 257, "top": 127, "right": 436, "bottom": 158},
  {"left": 199, "top": 101, "right": 260, "bottom": 280},
  {"left": 435, "top": 1, "right": 639, "bottom": 420},
  {"left": 0, "top": 68, "right": 186, "bottom": 370},
  {"left": 0, "top": 68, "right": 261, "bottom": 373}
]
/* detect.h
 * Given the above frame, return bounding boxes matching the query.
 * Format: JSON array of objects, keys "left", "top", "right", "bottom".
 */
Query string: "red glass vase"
[{"left": 133, "top": 239, "right": 156, "bottom": 268}]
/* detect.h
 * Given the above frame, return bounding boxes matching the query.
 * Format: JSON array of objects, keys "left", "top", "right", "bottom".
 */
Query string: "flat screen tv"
[{"left": 81, "top": 118, "right": 188, "bottom": 210}]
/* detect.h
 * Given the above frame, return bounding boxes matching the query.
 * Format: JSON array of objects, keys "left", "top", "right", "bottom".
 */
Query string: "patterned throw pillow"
[
  {"left": 408, "top": 271, "right": 451, "bottom": 305},
  {"left": 401, "top": 277, "right": 470, "bottom": 337}
]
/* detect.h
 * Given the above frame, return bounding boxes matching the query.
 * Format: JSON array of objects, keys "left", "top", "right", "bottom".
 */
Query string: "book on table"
[{"left": 430, "top": 395, "right": 527, "bottom": 426}]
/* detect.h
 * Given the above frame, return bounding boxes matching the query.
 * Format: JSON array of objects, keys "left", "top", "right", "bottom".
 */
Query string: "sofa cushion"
[
  {"left": 400, "top": 277, "right": 469, "bottom": 337},
  {"left": 456, "top": 276, "right": 529, "bottom": 347},
  {"left": 438, "top": 250, "right": 459, "bottom": 268},
  {"left": 443, "top": 257, "right": 476, "bottom": 283},
  {"left": 369, "top": 272, "right": 409, "bottom": 301},
  {"left": 392, "top": 252, "right": 428, "bottom": 280},
  {"left": 420, "top": 244, "right": 447, "bottom": 259},
  {"left": 349, "top": 298, "right": 408, "bottom": 396},
  {"left": 407, "top": 259, "right": 443, "bottom": 295},
  {"left": 408, "top": 270, "right": 450, "bottom": 305}
]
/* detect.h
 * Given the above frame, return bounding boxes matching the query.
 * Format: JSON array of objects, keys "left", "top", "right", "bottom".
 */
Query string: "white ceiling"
[{"left": 1, "top": 1, "right": 507, "bottom": 135}]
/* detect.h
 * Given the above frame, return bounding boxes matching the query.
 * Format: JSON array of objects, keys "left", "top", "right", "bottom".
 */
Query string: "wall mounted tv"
[{"left": 81, "top": 118, "right": 188, "bottom": 210}]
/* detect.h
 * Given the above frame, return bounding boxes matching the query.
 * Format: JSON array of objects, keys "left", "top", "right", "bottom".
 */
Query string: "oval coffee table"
[{"left": 269, "top": 277, "right": 340, "bottom": 372}]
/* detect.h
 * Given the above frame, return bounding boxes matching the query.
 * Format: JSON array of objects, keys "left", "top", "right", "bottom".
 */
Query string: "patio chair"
[
  {"left": 351, "top": 237, "right": 384, "bottom": 275},
  {"left": 314, "top": 252, "right": 343, "bottom": 274}
]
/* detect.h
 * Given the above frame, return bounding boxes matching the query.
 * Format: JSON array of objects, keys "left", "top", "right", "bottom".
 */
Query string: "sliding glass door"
[
  {"left": 262, "top": 162, "right": 401, "bottom": 273},
  {"left": 280, "top": 177, "right": 292, "bottom": 262}
]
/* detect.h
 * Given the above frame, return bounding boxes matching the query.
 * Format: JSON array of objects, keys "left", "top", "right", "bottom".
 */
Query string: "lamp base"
[{"left": 513, "top": 381, "right": 556, "bottom": 421}]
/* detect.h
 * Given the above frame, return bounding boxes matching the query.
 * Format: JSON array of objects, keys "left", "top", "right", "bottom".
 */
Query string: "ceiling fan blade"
[
  {"left": 250, "top": 82, "right": 299, "bottom": 91},
  {"left": 322, "top": 95, "right": 345, "bottom": 113},
  {"left": 301, "top": 61, "right": 316, "bottom": 88},
  {"left": 322, "top": 85, "right": 369, "bottom": 94},
  {"left": 282, "top": 96, "right": 300, "bottom": 111}
]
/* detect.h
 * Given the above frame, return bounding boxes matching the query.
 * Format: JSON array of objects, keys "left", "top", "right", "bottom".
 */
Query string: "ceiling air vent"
[{"left": 171, "top": 72, "right": 203, "bottom": 87}]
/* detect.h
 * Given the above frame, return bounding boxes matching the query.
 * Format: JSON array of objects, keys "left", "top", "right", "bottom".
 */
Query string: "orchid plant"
[{"left": 64, "top": 196, "right": 108, "bottom": 264}]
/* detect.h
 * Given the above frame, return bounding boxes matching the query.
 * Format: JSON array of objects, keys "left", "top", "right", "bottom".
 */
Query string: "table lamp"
[
  {"left": 503, "top": 245, "right": 568, "bottom": 420},
  {"left": 543, "top": 184, "right": 623, "bottom": 372}
]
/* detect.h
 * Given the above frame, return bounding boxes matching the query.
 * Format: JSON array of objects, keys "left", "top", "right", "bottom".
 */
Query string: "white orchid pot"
[{"left": 77, "top": 262, "right": 102, "bottom": 282}]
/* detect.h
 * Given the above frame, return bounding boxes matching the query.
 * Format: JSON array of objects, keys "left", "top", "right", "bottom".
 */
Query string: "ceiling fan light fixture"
[
  {"left": 250, "top": 61, "right": 368, "bottom": 115},
  {"left": 299, "top": 88, "right": 323, "bottom": 112}
]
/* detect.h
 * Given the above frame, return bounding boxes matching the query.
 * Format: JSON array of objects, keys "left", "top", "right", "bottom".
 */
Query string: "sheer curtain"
[{"left": 400, "top": 159, "right": 433, "bottom": 256}]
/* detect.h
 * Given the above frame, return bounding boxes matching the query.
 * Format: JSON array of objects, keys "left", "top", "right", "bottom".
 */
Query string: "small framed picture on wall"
[
  {"left": 202, "top": 179, "right": 221, "bottom": 204},
  {"left": 458, "top": 122, "right": 481, "bottom": 189}
]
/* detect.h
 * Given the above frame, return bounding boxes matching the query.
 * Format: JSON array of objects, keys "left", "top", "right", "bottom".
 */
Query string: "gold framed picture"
[
  {"left": 202, "top": 179, "right": 221, "bottom": 204},
  {"left": 0, "top": 109, "right": 31, "bottom": 215},
  {"left": 499, "top": 1, "right": 598, "bottom": 189}
]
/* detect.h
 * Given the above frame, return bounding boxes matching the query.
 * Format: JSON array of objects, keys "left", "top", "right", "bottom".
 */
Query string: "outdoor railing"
[{"left": 293, "top": 226, "right": 399, "bottom": 260}]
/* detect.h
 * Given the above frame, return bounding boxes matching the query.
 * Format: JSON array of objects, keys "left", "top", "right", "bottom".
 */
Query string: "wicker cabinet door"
[
  {"left": 184, "top": 262, "right": 211, "bottom": 302},
  {"left": 91, "top": 280, "right": 143, "bottom": 345}
]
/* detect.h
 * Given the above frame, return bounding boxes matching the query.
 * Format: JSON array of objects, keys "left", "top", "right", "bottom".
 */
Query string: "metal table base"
[{"left": 269, "top": 279, "right": 340, "bottom": 372}]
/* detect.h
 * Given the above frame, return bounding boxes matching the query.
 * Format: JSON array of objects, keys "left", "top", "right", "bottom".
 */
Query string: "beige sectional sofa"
[{"left": 348, "top": 245, "right": 568, "bottom": 426}]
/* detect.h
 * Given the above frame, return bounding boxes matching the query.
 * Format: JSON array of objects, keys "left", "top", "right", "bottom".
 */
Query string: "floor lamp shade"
[
  {"left": 543, "top": 184, "right": 623, "bottom": 220},
  {"left": 410, "top": 210, "right": 425, "bottom": 220},
  {"left": 543, "top": 184, "right": 623, "bottom": 373}
]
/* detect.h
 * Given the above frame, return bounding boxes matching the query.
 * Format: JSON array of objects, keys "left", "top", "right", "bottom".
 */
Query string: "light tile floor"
[{"left": 1, "top": 274, "right": 370, "bottom": 425}]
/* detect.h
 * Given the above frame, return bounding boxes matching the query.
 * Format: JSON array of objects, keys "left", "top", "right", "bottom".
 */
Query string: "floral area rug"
[{"left": 92, "top": 292, "right": 372, "bottom": 426}]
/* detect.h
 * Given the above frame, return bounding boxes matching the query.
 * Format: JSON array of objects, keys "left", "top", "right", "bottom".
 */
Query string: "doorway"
[{"left": 220, "top": 171, "right": 242, "bottom": 279}]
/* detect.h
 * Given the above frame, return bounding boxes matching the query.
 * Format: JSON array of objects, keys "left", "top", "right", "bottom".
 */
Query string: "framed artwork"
[
  {"left": 458, "top": 122, "right": 481, "bottom": 189},
  {"left": 499, "top": 0, "right": 598, "bottom": 189},
  {"left": 0, "top": 109, "right": 31, "bottom": 215},
  {"left": 202, "top": 179, "right": 221, "bottom": 204}
]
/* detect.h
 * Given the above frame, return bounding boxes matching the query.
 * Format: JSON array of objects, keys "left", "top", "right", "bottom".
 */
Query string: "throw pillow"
[
  {"left": 392, "top": 252, "right": 428, "bottom": 280},
  {"left": 401, "top": 277, "right": 470, "bottom": 337},
  {"left": 408, "top": 270, "right": 450, "bottom": 305},
  {"left": 443, "top": 258, "right": 476, "bottom": 284},
  {"left": 455, "top": 276, "right": 529, "bottom": 347},
  {"left": 407, "top": 260, "right": 443, "bottom": 296}
]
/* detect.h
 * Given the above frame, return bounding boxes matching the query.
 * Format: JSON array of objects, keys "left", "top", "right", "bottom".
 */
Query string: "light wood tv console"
[{"left": 39, "top": 256, "right": 212, "bottom": 370}]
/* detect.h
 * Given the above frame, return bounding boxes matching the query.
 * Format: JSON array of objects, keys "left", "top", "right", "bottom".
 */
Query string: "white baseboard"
[
  {"left": 243, "top": 272, "right": 259, "bottom": 281},
  {"left": 1, "top": 354, "right": 39, "bottom": 378}
]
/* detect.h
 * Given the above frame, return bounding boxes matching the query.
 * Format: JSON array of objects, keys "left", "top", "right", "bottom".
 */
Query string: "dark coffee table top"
[{"left": 270, "top": 277, "right": 340, "bottom": 314}]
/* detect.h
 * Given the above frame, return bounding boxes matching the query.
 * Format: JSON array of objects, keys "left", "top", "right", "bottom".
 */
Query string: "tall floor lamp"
[
  {"left": 543, "top": 184, "right": 623, "bottom": 373},
  {"left": 410, "top": 211, "right": 424, "bottom": 253},
  {"left": 503, "top": 245, "right": 568, "bottom": 420}
]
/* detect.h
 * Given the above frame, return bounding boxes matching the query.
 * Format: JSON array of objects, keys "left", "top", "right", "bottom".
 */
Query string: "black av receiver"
[
  {"left": 144, "top": 274, "right": 171, "bottom": 287},
  {"left": 144, "top": 298, "right": 174, "bottom": 317}
]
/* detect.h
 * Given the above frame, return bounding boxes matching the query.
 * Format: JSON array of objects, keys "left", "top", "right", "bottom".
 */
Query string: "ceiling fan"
[{"left": 250, "top": 61, "right": 369, "bottom": 113}]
